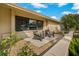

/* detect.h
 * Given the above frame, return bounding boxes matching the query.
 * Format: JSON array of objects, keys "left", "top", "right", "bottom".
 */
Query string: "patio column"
[
  {"left": 43, "top": 19, "right": 48, "bottom": 30},
  {"left": 10, "top": 9, "right": 15, "bottom": 33}
]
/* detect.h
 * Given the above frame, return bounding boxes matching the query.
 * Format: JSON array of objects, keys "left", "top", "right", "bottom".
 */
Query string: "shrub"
[
  {"left": 17, "top": 45, "right": 37, "bottom": 56},
  {"left": 74, "top": 32, "right": 79, "bottom": 38},
  {"left": 1, "top": 32, "right": 15, "bottom": 49},
  {"left": 0, "top": 50, "right": 8, "bottom": 56},
  {"left": 69, "top": 38, "right": 79, "bottom": 56},
  {"left": 15, "top": 35, "right": 22, "bottom": 42},
  {"left": 0, "top": 32, "right": 22, "bottom": 56}
]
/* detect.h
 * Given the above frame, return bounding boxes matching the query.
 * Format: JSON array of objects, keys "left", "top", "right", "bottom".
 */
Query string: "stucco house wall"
[
  {"left": 0, "top": 6, "right": 11, "bottom": 39},
  {"left": 0, "top": 3, "right": 61, "bottom": 39}
]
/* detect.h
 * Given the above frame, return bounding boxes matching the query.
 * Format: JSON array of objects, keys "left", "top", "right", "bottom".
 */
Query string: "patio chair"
[
  {"left": 45, "top": 29, "right": 52, "bottom": 37},
  {"left": 40, "top": 31, "right": 45, "bottom": 39},
  {"left": 33, "top": 31, "right": 41, "bottom": 41},
  {"left": 51, "top": 31, "right": 55, "bottom": 37},
  {"left": 33, "top": 31, "right": 44, "bottom": 41}
]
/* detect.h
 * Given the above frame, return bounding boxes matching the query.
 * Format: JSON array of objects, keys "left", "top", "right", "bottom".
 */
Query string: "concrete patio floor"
[
  {"left": 24, "top": 34, "right": 61, "bottom": 47},
  {"left": 9, "top": 34, "right": 62, "bottom": 55}
]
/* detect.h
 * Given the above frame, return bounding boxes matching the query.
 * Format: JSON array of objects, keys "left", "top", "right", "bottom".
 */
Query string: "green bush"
[
  {"left": 17, "top": 45, "right": 37, "bottom": 56},
  {"left": 15, "top": 35, "right": 22, "bottom": 42},
  {"left": 0, "top": 32, "right": 22, "bottom": 56},
  {"left": 0, "top": 50, "right": 8, "bottom": 56},
  {"left": 69, "top": 38, "right": 79, "bottom": 56},
  {"left": 1, "top": 32, "right": 15, "bottom": 49},
  {"left": 74, "top": 33, "right": 79, "bottom": 38}
]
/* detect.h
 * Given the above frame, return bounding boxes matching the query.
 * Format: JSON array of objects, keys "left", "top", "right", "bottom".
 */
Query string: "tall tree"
[{"left": 61, "top": 14, "right": 79, "bottom": 31}]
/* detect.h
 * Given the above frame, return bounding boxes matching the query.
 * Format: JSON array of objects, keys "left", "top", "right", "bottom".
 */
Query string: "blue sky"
[{"left": 17, "top": 3, "right": 79, "bottom": 21}]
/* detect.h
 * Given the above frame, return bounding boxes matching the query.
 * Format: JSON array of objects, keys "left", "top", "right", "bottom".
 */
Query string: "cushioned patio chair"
[{"left": 33, "top": 31, "right": 44, "bottom": 41}]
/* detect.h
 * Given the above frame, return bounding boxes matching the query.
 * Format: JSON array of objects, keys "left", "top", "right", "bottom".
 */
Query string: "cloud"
[
  {"left": 57, "top": 3, "right": 68, "bottom": 7},
  {"left": 72, "top": 3, "right": 79, "bottom": 10},
  {"left": 35, "top": 10, "right": 41, "bottom": 13},
  {"left": 51, "top": 16, "right": 57, "bottom": 19},
  {"left": 62, "top": 11, "right": 72, "bottom": 15},
  {"left": 30, "top": 3, "right": 48, "bottom": 8}
]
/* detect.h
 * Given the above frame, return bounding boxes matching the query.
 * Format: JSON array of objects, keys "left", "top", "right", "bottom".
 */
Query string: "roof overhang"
[{"left": 0, "top": 3, "right": 60, "bottom": 24}]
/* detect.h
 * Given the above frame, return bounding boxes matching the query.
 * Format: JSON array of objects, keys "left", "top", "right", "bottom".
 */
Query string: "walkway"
[{"left": 43, "top": 31, "right": 74, "bottom": 56}]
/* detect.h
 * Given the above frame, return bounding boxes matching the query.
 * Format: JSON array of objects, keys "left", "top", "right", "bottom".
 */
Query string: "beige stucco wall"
[
  {"left": 0, "top": 4, "right": 60, "bottom": 39},
  {"left": 0, "top": 6, "right": 11, "bottom": 39},
  {"left": 47, "top": 20, "right": 61, "bottom": 32},
  {"left": 14, "top": 5, "right": 61, "bottom": 32}
]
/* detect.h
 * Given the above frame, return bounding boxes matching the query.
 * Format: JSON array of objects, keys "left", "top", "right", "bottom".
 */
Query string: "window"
[
  {"left": 37, "top": 20, "right": 43, "bottom": 29},
  {"left": 29, "top": 19, "right": 37, "bottom": 30},
  {"left": 15, "top": 16, "right": 29, "bottom": 31},
  {"left": 15, "top": 16, "right": 43, "bottom": 31}
]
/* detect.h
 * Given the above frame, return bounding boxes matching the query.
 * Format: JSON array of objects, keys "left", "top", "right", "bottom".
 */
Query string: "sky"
[{"left": 17, "top": 3, "right": 79, "bottom": 21}]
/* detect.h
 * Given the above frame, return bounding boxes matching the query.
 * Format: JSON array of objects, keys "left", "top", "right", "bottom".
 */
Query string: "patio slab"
[
  {"left": 24, "top": 34, "right": 60, "bottom": 47},
  {"left": 9, "top": 34, "right": 62, "bottom": 55}
]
